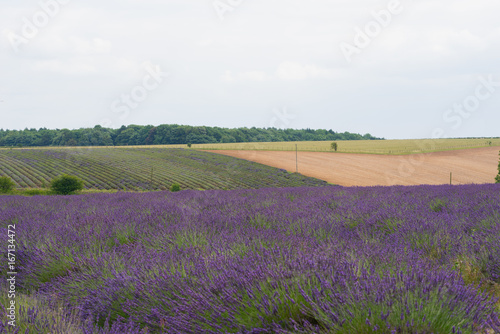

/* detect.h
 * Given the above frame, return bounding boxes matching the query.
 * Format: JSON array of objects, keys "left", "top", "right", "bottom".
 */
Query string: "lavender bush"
[{"left": 1, "top": 184, "right": 499, "bottom": 333}]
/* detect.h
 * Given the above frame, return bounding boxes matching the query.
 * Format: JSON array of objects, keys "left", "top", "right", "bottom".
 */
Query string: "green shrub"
[
  {"left": 0, "top": 176, "right": 15, "bottom": 193},
  {"left": 22, "top": 189, "right": 52, "bottom": 196},
  {"left": 496, "top": 151, "right": 500, "bottom": 183},
  {"left": 331, "top": 142, "right": 338, "bottom": 152},
  {"left": 170, "top": 183, "right": 181, "bottom": 192},
  {"left": 50, "top": 174, "right": 84, "bottom": 195}
]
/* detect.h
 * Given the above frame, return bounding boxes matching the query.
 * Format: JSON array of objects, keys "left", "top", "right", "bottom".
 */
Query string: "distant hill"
[
  {"left": 0, "top": 147, "right": 328, "bottom": 191},
  {"left": 0, "top": 124, "right": 382, "bottom": 148}
]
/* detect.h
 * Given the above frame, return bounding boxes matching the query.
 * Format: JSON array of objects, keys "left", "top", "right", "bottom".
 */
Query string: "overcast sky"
[{"left": 1, "top": 0, "right": 499, "bottom": 139}]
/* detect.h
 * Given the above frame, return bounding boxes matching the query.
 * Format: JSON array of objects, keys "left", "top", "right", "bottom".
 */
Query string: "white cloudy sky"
[{"left": 1, "top": 0, "right": 499, "bottom": 139}]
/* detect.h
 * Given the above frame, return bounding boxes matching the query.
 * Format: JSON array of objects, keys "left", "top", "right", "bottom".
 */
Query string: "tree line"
[{"left": 0, "top": 124, "right": 383, "bottom": 147}]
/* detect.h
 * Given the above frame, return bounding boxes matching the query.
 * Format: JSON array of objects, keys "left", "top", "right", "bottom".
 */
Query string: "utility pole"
[{"left": 296, "top": 144, "right": 298, "bottom": 173}]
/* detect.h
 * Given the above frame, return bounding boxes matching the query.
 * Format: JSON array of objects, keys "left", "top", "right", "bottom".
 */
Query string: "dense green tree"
[
  {"left": 0, "top": 176, "right": 15, "bottom": 193},
  {"left": 115, "top": 128, "right": 137, "bottom": 146},
  {"left": 220, "top": 134, "right": 236, "bottom": 143},
  {"left": 51, "top": 174, "right": 84, "bottom": 195},
  {"left": 170, "top": 183, "right": 181, "bottom": 192},
  {"left": 36, "top": 129, "right": 55, "bottom": 146},
  {"left": 0, "top": 124, "right": 384, "bottom": 147},
  {"left": 145, "top": 127, "right": 157, "bottom": 145}
]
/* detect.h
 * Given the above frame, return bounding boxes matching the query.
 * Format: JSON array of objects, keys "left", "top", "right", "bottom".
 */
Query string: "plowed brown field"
[{"left": 206, "top": 147, "right": 500, "bottom": 186}]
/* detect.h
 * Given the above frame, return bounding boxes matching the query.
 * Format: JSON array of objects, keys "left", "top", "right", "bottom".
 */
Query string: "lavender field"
[{"left": 1, "top": 184, "right": 500, "bottom": 333}]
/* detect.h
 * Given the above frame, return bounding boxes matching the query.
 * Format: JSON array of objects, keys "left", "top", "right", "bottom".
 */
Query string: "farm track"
[{"left": 206, "top": 146, "right": 500, "bottom": 187}]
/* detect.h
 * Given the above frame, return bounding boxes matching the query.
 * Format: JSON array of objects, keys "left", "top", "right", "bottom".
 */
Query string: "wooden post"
[{"left": 450, "top": 172, "right": 452, "bottom": 185}]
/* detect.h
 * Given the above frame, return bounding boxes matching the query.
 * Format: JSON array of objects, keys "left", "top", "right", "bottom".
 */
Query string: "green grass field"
[
  {"left": 0, "top": 147, "right": 327, "bottom": 191},
  {"left": 3, "top": 138, "right": 498, "bottom": 155},
  {"left": 190, "top": 138, "right": 500, "bottom": 154}
]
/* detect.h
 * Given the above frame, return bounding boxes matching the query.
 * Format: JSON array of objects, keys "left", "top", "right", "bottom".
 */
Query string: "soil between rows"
[{"left": 206, "top": 146, "right": 500, "bottom": 186}]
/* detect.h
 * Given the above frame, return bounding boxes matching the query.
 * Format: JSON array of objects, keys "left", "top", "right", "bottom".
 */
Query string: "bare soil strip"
[{"left": 206, "top": 147, "right": 500, "bottom": 186}]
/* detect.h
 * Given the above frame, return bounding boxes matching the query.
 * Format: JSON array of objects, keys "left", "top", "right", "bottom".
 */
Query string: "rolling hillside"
[
  {"left": 209, "top": 146, "right": 500, "bottom": 186},
  {"left": 0, "top": 147, "right": 328, "bottom": 191},
  {"left": 197, "top": 138, "right": 500, "bottom": 154}
]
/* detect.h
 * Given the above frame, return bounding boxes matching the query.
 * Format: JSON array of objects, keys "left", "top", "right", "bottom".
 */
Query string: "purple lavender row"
[{"left": 1, "top": 184, "right": 499, "bottom": 333}]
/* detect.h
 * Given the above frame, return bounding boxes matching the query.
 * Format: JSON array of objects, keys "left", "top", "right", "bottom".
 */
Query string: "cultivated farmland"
[
  {"left": 210, "top": 146, "right": 500, "bottom": 187},
  {"left": 0, "top": 147, "right": 326, "bottom": 191},
  {"left": 0, "top": 185, "right": 499, "bottom": 333},
  {"left": 193, "top": 138, "right": 500, "bottom": 154}
]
